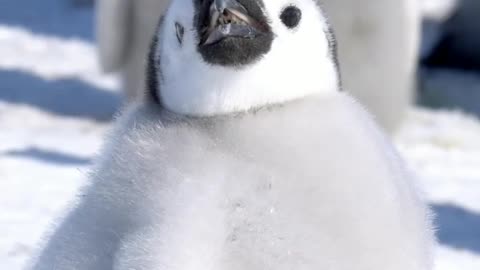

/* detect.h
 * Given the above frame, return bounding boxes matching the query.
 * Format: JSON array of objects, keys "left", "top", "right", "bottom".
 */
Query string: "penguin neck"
[
  {"left": 156, "top": 55, "right": 339, "bottom": 117},
  {"left": 158, "top": 74, "right": 338, "bottom": 116}
]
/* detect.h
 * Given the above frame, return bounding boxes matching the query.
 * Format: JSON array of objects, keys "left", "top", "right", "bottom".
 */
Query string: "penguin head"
[{"left": 149, "top": 0, "right": 340, "bottom": 116}]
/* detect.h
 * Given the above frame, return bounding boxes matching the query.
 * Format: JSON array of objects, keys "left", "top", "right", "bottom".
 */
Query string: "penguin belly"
[{"left": 107, "top": 93, "right": 433, "bottom": 270}]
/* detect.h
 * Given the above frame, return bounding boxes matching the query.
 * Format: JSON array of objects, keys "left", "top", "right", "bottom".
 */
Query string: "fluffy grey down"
[{"left": 28, "top": 92, "right": 434, "bottom": 270}]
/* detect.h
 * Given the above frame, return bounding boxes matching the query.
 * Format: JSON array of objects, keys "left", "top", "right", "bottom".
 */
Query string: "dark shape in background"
[
  {"left": 419, "top": 68, "right": 480, "bottom": 117},
  {"left": 423, "top": 0, "right": 480, "bottom": 71},
  {"left": 0, "top": 70, "right": 120, "bottom": 122},
  {"left": 419, "top": 0, "right": 480, "bottom": 118}
]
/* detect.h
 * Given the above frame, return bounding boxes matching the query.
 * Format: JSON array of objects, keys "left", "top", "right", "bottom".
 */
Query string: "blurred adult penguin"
[
  {"left": 322, "top": 0, "right": 420, "bottom": 131},
  {"left": 96, "top": 0, "right": 170, "bottom": 101},
  {"left": 96, "top": 0, "right": 420, "bottom": 131}
]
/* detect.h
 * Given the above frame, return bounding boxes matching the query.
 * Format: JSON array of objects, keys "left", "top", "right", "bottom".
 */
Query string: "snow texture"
[{"left": 0, "top": 0, "right": 478, "bottom": 269}]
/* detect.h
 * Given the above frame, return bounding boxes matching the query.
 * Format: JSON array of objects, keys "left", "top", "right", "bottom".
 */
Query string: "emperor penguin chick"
[{"left": 30, "top": 0, "right": 434, "bottom": 269}]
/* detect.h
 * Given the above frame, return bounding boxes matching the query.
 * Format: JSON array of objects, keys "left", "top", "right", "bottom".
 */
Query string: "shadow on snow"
[
  {"left": 5, "top": 147, "right": 92, "bottom": 166},
  {"left": 432, "top": 203, "right": 480, "bottom": 254},
  {"left": 0, "top": 0, "right": 94, "bottom": 41},
  {"left": 0, "top": 69, "right": 120, "bottom": 122}
]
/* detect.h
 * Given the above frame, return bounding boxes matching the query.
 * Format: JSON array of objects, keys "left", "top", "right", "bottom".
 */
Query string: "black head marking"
[
  {"left": 175, "top": 22, "right": 185, "bottom": 45},
  {"left": 314, "top": 0, "right": 342, "bottom": 90},
  {"left": 194, "top": 0, "right": 274, "bottom": 67},
  {"left": 280, "top": 5, "right": 302, "bottom": 29},
  {"left": 324, "top": 22, "right": 342, "bottom": 90},
  {"left": 146, "top": 17, "right": 164, "bottom": 104}
]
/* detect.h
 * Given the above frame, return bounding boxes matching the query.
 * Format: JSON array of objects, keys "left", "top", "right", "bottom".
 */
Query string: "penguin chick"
[{"left": 30, "top": 0, "right": 435, "bottom": 269}]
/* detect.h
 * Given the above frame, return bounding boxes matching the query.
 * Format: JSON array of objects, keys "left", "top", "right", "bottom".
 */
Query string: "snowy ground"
[{"left": 0, "top": 1, "right": 479, "bottom": 269}]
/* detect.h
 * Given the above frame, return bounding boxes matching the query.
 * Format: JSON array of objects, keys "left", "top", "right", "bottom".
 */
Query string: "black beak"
[{"left": 200, "top": 0, "right": 266, "bottom": 45}]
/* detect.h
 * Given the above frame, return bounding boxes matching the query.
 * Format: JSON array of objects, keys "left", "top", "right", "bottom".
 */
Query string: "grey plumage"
[{"left": 29, "top": 94, "right": 434, "bottom": 270}]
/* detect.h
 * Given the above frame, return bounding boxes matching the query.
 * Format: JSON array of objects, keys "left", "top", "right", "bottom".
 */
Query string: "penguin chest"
[
  {"left": 148, "top": 132, "right": 335, "bottom": 269},
  {"left": 120, "top": 98, "right": 429, "bottom": 269}
]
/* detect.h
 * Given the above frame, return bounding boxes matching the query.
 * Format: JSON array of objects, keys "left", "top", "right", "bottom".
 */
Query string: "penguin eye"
[
  {"left": 175, "top": 22, "right": 185, "bottom": 45},
  {"left": 280, "top": 6, "right": 302, "bottom": 29}
]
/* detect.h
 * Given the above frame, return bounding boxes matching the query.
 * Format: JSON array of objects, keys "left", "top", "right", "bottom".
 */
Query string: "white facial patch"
[{"left": 156, "top": 0, "right": 339, "bottom": 116}]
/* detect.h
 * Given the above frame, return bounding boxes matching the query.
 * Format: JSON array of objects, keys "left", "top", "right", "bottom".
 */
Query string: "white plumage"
[
  {"left": 156, "top": 0, "right": 338, "bottom": 116},
  {"left": 30, "top": 0, "right": 434, "bottom": 269}
]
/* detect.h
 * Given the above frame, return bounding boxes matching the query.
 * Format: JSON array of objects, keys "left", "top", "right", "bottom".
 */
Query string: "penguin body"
[
  {"left": 31, "top": 0, "right": 433, "bottom": 269},
  {"left": 31, "top": 94, "right": 434, "bottom": 270},
  {"left": 112, "top": 94, "right": 433, "bottom": 270}
]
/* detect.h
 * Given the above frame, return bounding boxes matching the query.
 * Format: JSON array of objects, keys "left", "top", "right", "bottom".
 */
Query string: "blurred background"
[{"left": 0, "top": 0, "right": 479, "bottom": 269}]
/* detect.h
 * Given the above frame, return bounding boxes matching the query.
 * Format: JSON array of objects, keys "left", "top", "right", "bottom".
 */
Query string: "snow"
[
  {"left": 420, "top": 0, "right": 458, "bottom": 20},
  {"left": 0, "top": 25, "right": 118, "bottom": 91},
  {"left": 397, "top": 108, "right": 480, "bottom": 212},
  {"left": 0, "top": 1, "right": 479, "bottom": 269},
  {"left": 395, "top": 109, "right": 480, "bottom": 269}
]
